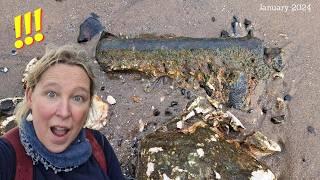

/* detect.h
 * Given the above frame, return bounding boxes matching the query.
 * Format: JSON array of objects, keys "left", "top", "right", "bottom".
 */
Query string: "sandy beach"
[{"left": 0, "top": 0, "right": 319, "bottom": 179}]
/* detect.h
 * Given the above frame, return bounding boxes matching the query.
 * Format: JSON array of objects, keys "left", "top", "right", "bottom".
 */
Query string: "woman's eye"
[
  {"left": 47, "top": 91, "right": 56, "bottom": 98},
  {"left": 73, "top": 95, "right": 84, "bottom": 102}
]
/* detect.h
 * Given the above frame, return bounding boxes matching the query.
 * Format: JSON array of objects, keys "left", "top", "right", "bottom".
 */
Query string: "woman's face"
[{"left": 26, "top": 63, "right": 91, "bottom": 153}]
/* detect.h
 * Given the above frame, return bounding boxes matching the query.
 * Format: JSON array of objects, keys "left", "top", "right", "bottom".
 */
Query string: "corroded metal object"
[{"left": 96, "top": 33, "right": 275, "bottom": 110}]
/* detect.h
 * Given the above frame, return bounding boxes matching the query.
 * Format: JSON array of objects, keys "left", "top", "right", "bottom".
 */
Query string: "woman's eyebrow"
[
  {"left": 73, "top": 87, "right": 90, "bottom": 94},
  {"left": 41, "top": 82, "right": 60, "bottom": 88}
]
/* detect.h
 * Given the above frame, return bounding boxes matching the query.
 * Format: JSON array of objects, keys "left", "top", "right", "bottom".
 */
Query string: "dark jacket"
[{"left": 0, "top": 129, "right": 125, "bottom": 180}]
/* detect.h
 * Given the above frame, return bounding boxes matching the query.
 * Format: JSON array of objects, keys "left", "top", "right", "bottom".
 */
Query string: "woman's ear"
[{"left": 26, "top": 87, "right": 33, "bottom": 108}]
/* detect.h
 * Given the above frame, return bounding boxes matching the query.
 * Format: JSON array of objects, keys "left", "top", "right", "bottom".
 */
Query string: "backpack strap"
[
  {"left": 85, "top": 128, "right": 108, "bottom": 175},
  {"left": 2, "top": 127, "right": 107, "bottom": 179},
  {"left": 3, "top": 127, "right": 33, "bottom": 180}
]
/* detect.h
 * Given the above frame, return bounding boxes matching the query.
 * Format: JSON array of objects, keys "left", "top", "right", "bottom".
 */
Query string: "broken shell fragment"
[
  {"left": 0, "top": 115, "right": 17, "bottom": 135},
  {"left": 214, "top": 170, "right": 222, "bottom": 179},
  {"left": 85, "top": 95, "right": 109, "bottom": 130},
  {"left": 245, "top": 131, "right": 281, "bottom": 157},
  {"left": 250, "top": 169, "right": 275, "bottom": 180},
  {"left": 106, "top": 95, "right": 116, "bottom": 105},
  {"left": 148, "top": 147, "right": 163, "bottom": 154},
  {"left": 146, "top": 162, "right": 155, "bottom": 177},
  {"left": 177, "top": 121, "right": 184, "bottom": 129},
  {"left": 272, "top": 72, "right": 284, "bottom": 79},
  {"left": 226, "top": 111, "right": 245, "bottom": 131},
  {"left": 139, "top": 119, "right": 145, "bottom": 132}
]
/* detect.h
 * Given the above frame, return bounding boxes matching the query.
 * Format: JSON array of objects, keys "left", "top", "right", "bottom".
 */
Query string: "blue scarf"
[{"left": 19, "top": 117, "right": 92, "bottom": 174}]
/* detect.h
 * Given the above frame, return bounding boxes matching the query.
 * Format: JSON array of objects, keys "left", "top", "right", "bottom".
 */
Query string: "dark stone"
[
  {"left": 231, "top": 21, "right": 237, "bottom": 34},
  {"left": 153, "top": 109, "right": 160, "bottom": 116},
  {"left": 232, "top": 15, "right": 240, "bottom": 23},
  {"left": 283, "top": 94, "right": 292, "bottom": 101},
  {"left": 262, "top": 107, "right": 268, "bottom": 114},
  {"left": 307, "top": 126, "right": 316, "bottom": 135},
  {"left": 220, "top": 30, "right": 230, "bottom": 38},
  {"left": 211, "top": 16, "right": 216, "bottom": 22},
  {"left": 181, "top": 88, "right": 186, "bottom": 95},
  {"left": 247, "top": 29, "right": 254, "bottom": 38},
  {"left": 186, "top": 91, "right": 192, "bottom": 99},
  {"left": 11, "top": 49, "right": 17, "bottom": 56},
  {"left": 100, "top": 86, "right": 105, "bottom": 91},
  {"left": 244, "top": 19, "right": 252, "bottom": 29},
  {"left": 77, "top": 13, "right": 104, "bottom": 43},
  {"left": 170, "top": 101, "right": 178, "bottom": 107},
  {"left": 199, "top": 82, "right": 213, "bottom": 97},
  {"left": 302, "top": 158, "right": 306, "bottom": 162},
  {"left": 271, "top": 115, "right": 285, "bottom": 124},
  {"left": 0, "top": 99, "right": 15, "bottom": 116}
]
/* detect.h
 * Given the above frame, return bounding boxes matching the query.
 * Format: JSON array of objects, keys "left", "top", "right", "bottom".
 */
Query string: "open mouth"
[{"left": 50, "top": 126, "right": 70, "bottom": 137}]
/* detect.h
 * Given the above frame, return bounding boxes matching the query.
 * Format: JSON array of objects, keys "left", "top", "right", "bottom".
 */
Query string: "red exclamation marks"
[{"left": 14, "top": 8, "right": 44, "bottom": 49}]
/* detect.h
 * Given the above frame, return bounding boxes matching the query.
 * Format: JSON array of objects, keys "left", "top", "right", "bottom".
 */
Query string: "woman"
[{"left": 0, "top": 45, "right": 124, "bottom": 180}]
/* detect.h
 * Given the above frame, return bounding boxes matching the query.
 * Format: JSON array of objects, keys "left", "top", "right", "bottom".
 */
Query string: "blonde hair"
[{"left": 15, "top": 44, "right": 95, "bottom": 123}]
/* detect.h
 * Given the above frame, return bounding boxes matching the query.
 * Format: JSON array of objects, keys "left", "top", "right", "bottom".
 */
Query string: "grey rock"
[
  {"left": 77, "top": 13, "right": 104, "bottom": 43},
  {"left": 271, "top": 115, "right": 285, "bottom": 124}
]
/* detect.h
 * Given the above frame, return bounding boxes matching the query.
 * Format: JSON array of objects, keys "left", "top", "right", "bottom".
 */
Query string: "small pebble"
[
  {"left": 107, "top": 95, "right": 116, "bottom": 105},
  {"left": 11, "top": 49, "right": 17, "bottom": 56},
  {"left": 244, "top": 18, "right": 252, "bottom": 28},
  {"left": 211, "top": 16, "right": 215, "bottom": 22},
  {"left": 247, "top": 29, "right": 254, "bottom": 38},
  {"left": 0, "top": 67, "right": 9, "bottom": 73},
  {"left": 271, "top": 115, "right": 285, "bottom": 124},
  {"left": 181, "top": 88, "right": 186, "bottom": 95},
  {"left": 283, "top": 94, "right": 292, "bottom": 101},
  {"left": 186, "top": 91, "right": 192, "bottom": 99},
  {"left": 262, "top": 107, "right": 268, "bottom": 114},
  {"left": 307, "top": 126, "right": 316, "bottom": 135},
  {"left": 247, "top": 109, "right": 254, "bottom": 113},
  {"left": 220, "top": 30, "right": 230, "bottom": 38},
  {"left": 170, "top": 101, "right": 178, "bottom": 107},
  {"left": 100, "top": 86, "right": 105, "bottom": 91},
  {"left": 153, "top": 109, "right": 160, "bottom": 116}
]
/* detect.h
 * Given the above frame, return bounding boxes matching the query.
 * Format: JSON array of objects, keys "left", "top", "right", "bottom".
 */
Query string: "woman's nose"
[{"left": 56, "top": 99, "right": 71, "bottom": 118}]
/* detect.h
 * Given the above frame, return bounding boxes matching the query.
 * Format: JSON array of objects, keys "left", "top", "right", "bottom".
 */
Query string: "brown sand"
[{"left": 0, "top": 0, "right": 319, "bottom": 179}]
